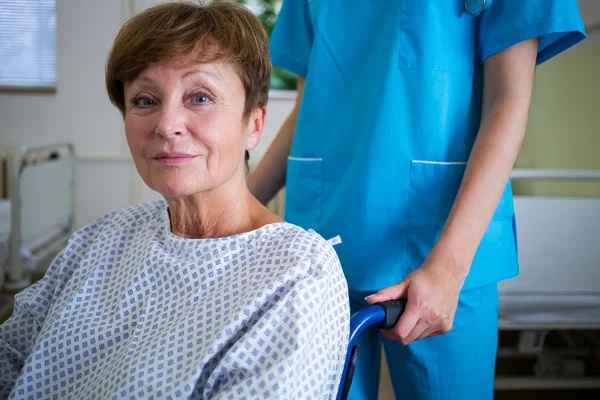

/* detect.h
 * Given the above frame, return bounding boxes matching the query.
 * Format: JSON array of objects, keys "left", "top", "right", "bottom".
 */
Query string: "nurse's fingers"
[
  {"left": 416, "top": 326, "right": 439, "bottom": 341},
  {"left": 427, "top": 330, "right": 447, "bottom": 338},
  {"left": 407, "top": 310, "right": 450, "bottom": 342},
  {"left": 417, "top": 320, "right": 454, "bottom": 340},
  {"left": 386, "top": 300, "right": 419, "bottom": 344},
  {"left": 402, "top": 318, "right": 430, "bottom": 344},
  {"left": 364, "top": 281, "right": 408, "bottom": 304}
]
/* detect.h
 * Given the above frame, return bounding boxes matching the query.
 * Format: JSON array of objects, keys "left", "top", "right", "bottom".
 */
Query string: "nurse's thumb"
[{"left": 365, "top": 281, "right": 408, "bottom": 305}]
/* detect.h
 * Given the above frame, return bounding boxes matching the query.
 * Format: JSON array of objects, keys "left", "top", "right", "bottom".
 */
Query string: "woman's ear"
[{"left": 245, "top": 107, "right": 266, "bottom": 152}]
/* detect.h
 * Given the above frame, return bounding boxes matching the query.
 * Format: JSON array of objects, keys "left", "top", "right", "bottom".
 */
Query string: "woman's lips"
[{"left": 152, "top": 152, "right": 198, "bottom": 166}]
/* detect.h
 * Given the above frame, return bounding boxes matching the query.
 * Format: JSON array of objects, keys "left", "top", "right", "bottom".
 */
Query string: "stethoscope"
[{"left": 464, "top": 0, "right": 490, "bottom": 17}]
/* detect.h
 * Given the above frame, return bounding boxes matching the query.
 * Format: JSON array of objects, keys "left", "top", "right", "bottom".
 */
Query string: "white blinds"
[{"left": 0, "top": 0, "right": 56, "bottom": 88}]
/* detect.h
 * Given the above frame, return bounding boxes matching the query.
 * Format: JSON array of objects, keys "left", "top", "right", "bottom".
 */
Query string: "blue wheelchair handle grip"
[
  {"left": 337, "top": 299, "right": 408, "bottom": 400},
  {"left": 376, "top": 299, "right": 407, "bottom": 329}
]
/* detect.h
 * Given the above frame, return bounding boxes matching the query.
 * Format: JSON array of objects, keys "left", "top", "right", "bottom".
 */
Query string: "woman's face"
[{"left": 123, "top": 56, "right": 264, "bottom": 199}]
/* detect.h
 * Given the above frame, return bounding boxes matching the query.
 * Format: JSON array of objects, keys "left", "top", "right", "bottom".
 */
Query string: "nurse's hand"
[{"left": 365, "top": 253, "right": 466, "bottom": 344}]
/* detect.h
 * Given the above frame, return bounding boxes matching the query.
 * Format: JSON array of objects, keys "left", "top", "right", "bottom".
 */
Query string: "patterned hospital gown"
[{"left": 0, "top": 201, "right": 350, "bottom": 399}]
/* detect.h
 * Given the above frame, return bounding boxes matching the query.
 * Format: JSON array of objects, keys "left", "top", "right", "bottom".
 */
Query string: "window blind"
[{"left": 0, "top": 0, "right": 56, "bottom": 88}]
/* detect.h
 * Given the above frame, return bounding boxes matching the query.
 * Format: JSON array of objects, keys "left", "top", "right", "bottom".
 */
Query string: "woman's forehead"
[{"left": 137, "top": 57, "right": 234, "bottom": 83}]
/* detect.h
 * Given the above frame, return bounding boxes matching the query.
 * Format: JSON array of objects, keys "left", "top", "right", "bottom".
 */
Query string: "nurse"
[{"left": 248, "top": 0, "right": 585, "bottom": 398}]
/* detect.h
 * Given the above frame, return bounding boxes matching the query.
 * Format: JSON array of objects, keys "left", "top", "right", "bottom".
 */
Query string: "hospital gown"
[{"left": 0, "top": 201, "right": 350, "bottom": 399}]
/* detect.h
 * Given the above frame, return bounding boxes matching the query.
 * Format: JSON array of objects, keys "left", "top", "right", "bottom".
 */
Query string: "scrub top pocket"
[
  {"left": 406, "top": 160, "right": 518, "bottom": 285},
  {"left": 406, "top": 161, "right": 467, "bottom": 269},
  {"left": 408, "top": 161, "right": 467, "bottom": 226},
  {"left": 399, "top": 0, "right": 477, "bottom": 73},
  {"left": 408, "top": 160, "right": 514, "bottom": 226},
  {"left": 284, "top": 157, "right": 323, "bottom": 232}
]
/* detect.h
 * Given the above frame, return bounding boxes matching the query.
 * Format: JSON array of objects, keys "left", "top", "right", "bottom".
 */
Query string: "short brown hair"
[{"left": 105, "top": 0, "right": 271, "bottom": 121}]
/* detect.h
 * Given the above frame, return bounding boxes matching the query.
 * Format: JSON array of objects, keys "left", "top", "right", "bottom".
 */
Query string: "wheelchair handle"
[
  {"left": 375, "top": 299, "right": 407, "bottom": 329},
  {"left": 337, "top": 299, "right": 408, "bottom": 400}
]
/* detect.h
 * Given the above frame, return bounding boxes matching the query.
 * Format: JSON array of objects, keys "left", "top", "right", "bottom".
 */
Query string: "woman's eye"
[
  {"left": 192, "top": 95, "right": 210, "bottom": 104},
  {"left": 134, "top": 97, "right": 155, "bottom": 107}
]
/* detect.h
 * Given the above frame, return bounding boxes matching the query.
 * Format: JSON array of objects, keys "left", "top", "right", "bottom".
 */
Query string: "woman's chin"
[
  {"left": 156, "top": 185, "right": 197, "bottom": 199},
  {"left": 147, "top": 178, "right": 201, "bottom": 200},
  {"left": 140, "top": 168, "right": 208, "bottom": 200}
]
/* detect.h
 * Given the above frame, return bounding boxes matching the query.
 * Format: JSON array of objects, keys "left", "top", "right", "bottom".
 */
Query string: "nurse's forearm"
[
  {"left": 436, "top": 99, "right": 528, "bottom": 274},
  {"left": 434, "top": 38, "right": 538, "bottom": 276},
  {"left": 247, "top": 77, "right": 306, "bottom": 205},
  {"left": 247, "top": 106, "right": 299, "bottom": 204}
]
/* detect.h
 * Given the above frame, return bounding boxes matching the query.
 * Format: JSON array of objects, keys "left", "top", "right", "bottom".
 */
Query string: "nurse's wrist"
[{"left": 428, "top": 236, "right": 473, "bottom": 278}]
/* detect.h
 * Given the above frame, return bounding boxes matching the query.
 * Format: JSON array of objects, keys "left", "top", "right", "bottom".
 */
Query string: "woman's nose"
[{"left": 155, "top": 103, "right": 186, "bottom": 138}]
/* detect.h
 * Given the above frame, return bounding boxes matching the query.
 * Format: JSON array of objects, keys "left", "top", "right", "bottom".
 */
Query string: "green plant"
[{"left": 236, "top": 0, "right": 298, "bottom": 91}]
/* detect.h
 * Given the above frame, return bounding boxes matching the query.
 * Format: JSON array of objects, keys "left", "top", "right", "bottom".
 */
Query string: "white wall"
[{"left": 0, "top": 0, "right": 295, "bottom": 230}]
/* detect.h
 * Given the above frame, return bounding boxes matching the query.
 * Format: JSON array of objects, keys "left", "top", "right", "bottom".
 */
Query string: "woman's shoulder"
[
  {"left": 260, "top": 222, "right": 334, "bottom": 250},
  {"left": 257, "top": 222, "right": 344, "bottom": 276},
  {"left": 273, "top": 222, "right": 335, "bottom": 248}
]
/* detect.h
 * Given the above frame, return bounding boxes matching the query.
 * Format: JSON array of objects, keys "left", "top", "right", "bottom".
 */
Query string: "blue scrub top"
[{"left": 270, "top": 0, "right": 585, "bottom": 292}]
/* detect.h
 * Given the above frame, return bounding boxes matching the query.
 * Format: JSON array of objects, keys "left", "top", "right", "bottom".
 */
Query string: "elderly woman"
[{"left": 0, "top": 2, "right": 349, "bottom": 399}]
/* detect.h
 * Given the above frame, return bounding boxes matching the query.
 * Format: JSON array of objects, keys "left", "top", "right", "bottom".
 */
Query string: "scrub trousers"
[{"left": 347, "top": 284, "right": 499, "bottom": 400}]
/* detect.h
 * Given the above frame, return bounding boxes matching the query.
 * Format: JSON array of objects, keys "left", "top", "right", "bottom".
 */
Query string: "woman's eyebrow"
[
  {"left": 181, "top": 69, "right": 223, "bottom": 85},
  {"left": 131, "top": 75, "right": 157, "bottom": 88}
]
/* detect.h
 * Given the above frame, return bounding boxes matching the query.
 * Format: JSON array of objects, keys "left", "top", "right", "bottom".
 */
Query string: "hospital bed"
[
  {"left": 0, "top": 143, "right": 75, "bottom": 292},
  {"left": 496, "top": 169, "right": 600, "bottom": 391},
  {"left": 498, "top": 169, "right": 600, "bottom": 327}
]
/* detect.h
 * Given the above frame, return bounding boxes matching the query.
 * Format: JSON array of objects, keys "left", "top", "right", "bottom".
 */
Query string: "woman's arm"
[
  {"left": 367, "top": 38, "right": 539, "bottom": 343},
  {"left": 0, "top": 251, "right": 65, "bottom": 398},
  {"left": 207, "top": 239, "right": 350, "bottom": 399},
  {"left": 247, "top": 76, "right": 306, "bottom": 205}
]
